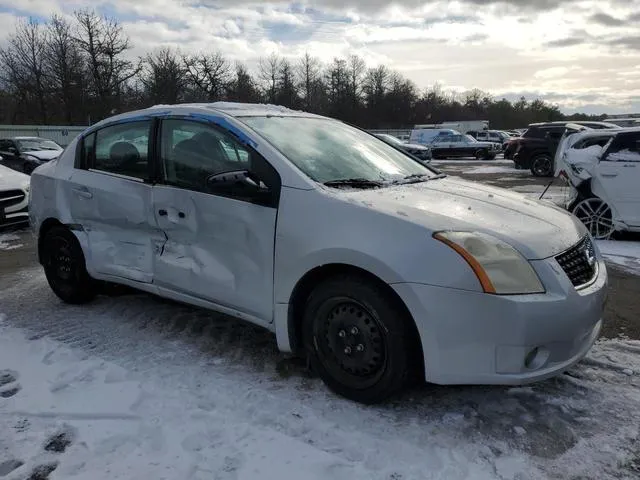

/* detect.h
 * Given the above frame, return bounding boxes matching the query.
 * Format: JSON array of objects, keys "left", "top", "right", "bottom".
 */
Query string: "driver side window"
[{"left": 160, "top": 119, "right": 252, "bottom": 192}]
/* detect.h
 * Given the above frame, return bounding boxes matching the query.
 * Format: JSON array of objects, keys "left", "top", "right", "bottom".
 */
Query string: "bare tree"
[
  {"left": 0, "top": 19, "right": 50, "bottom": 123},
  {"left": 46, "top": 15, "right": 85, "bottom": 123},
  {"left": 259, "top": 53, "right": 282, "bottom": 103},
  {"left": 74, "top": 9, "right": 141, "bottom": 117},
  {"left": 183, "top": 52, "right": 230, "bottom": 101},
  {"left": 141, "top": 47, "right": 186, "bottom": 105},
  {"left": 296, "top": 52, "right": 322, "bottom": 110}
]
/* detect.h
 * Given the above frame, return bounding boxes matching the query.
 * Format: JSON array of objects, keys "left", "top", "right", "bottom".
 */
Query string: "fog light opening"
[{"left": 524, "top": 346, "right": 550, "bottom": 371}]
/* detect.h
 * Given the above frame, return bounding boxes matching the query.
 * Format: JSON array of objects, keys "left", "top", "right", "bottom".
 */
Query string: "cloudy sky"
[{"left": 1, "top": 0, "right": 640, "bottom": 114}]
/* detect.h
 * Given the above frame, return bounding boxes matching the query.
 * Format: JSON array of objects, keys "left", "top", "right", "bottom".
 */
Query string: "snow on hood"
[
  {"left": 23, "top": 149, "right": 62, "bottom": 161},
  {"left": 0, "top": 164, "right": 29, "bottom": 190},
  {"left": 335, "top": 177, "right": 586, "bottom": 260}
]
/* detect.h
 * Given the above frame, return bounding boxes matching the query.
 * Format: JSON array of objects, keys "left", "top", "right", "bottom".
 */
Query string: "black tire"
[
  {"left": 530, "top": 154, "right": 553, "bottom": 177},
  {"left": 42, "top": 226, "right": 98, "bottom": 304},
  {"left": 484, "top": 153, "right": 496, "bottom": 160},
  {"left": 302, "top": 275, "right": 412, "bottom": 404},
  {"left": 475, "top": 149, "right": 487, "bottom": 160}
]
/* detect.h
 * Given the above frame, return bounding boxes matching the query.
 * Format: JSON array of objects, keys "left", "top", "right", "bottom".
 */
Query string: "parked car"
[
  {"left": 467, "top": 130, "right": 511, "bottom": 148},
  {"left": 409, "top": 128, "right": 459, "bottom": 145},
  {"left": 430, "top": 134, "right": 501, "bottom": 160},
  {"left": 0, "top": 159, "right": 30, "bottom": 228},
  {"left": 555, "top": 127, "right": 640, "bottom": 239},
  {"left": 513, "top": 122, "right": 593, "bottom": 176},
  {"left": 0, "top": 137, "right": 64, "bottom": 174},
  {"left": 374, "top": 133, "right": 431, "bottom": 162},
  {"left": 29, "top": 102, "right": 607, "bottom": 404}
]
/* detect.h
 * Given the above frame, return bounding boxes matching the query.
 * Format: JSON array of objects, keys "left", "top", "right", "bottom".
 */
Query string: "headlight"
[{"left": 433, "top": 231, "right": 545, "bottom": 295}]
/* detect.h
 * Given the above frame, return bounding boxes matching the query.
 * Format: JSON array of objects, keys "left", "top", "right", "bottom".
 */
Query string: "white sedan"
[
  {"left": 29, "top": 102, "right": 607, "bottom": 404},
  {"left": 0, "top": 159, "right": 30, "bottom": 228}
]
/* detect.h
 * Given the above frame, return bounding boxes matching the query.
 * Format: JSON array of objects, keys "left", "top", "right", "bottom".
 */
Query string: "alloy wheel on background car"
[{"left": 572, "top": 197, "right": 615, "bottom": 240}]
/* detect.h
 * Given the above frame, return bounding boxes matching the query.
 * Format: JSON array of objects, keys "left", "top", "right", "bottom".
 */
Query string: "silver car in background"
[{"left": 29, "top": 102, "right": 607, "bottom": 404}]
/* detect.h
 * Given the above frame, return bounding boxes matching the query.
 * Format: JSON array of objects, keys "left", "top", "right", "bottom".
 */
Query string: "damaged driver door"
[{"left": 151, "top": 117, "right": 281, "bottom": 324}]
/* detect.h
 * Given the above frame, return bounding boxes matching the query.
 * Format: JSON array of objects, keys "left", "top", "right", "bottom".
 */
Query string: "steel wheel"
[
  {"left": 42, "top": 226, "right": 98, "bottom": 304},
  {"left": 313, "top": 297, "right": 387, "bottom": 389},
  {"left": 572, "top": 197, "right": 615, "bottom": 239},
  {"left": 531, "top": 155, "right": 552, "bottom": 177}
]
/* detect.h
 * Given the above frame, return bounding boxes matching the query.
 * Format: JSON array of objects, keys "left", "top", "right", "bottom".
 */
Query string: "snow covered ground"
[
  {"left": 597, "top": 241, "right": 640, "bottom": 276},
  {"left": 1, "top": 269, "right": 640, "bottom": 480},
  {"left": 0, "top": 234, "right": 23, "bottom": 251}
]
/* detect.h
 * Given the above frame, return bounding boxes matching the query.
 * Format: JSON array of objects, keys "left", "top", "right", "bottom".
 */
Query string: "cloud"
[
  {"left": 1, "top": 0, "right": 640, "bottom": 113},
  {"left": 544, "top": 36, "right": 588, "bottom": 48},
  {"left": 589, "top": 13, "right": 625, "bottom": 26}
]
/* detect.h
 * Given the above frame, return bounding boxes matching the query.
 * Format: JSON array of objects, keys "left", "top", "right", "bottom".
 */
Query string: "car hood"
[
  {"left": 0, "top": 164, "right": 29, "bottom": 190},
  {"left": 23, "top": 150, "right": 62, "bottom": 160},
  {"left": 335, "top": 177, "right": 585, "bottom": 260}
]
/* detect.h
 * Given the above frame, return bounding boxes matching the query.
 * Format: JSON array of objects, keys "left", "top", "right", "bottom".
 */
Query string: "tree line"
[{"left": 0, "top": 10, "right": 603, "bottom": 130}]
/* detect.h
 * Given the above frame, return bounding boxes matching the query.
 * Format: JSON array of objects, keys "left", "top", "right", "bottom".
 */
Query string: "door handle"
[
  {"left": 72, "top": 188, "right": 93, "bottom": 199},
  {"left": 601, "top": 173, "right": 618, "bottom": 177},
  {"left": 178, "top": 211, "right": 185, "bottom": 219},
  {"left": 623, "top": 164, "right": 636, "bottom": 167},
  {"left": 158, "top": 209, "right": 168, "bottom": 216}
]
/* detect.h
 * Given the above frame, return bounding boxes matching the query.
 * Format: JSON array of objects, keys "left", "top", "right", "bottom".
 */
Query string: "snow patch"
[
  {"left": 0, "top": 234, "right": 22, "bottom": 251},
  {"left": 596, "top": 240, "right": 640, "bottom": 276},
  {"left": 463, "top": 166, "right": 529, "bottom": 175}
]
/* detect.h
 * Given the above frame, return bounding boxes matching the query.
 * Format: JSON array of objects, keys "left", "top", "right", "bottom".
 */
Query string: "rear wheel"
[
  {"left": 475, "top": 149, "right": 487, "bottom": 160},
  {"left": 572, "top": 197, "right": 615, "bottom": 239},
  {"left": 531, "top": 154, "right": 553, "bottom": 177},
  {"left": 302, "top": 275, "right": 412, "bottom": 404},
  {"left": 42, "top": 226, "right": 98, "bottom": 304}
]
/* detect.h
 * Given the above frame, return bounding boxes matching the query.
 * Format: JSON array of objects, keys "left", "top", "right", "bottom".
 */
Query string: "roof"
[
  {"left": 146, "top": 102, "right": 325, "bottom": 119},
  {"left": 528, "top": 120, "right": 620, "bottom": 129},
  {"left": 566, "top": 126, "right": 640, "bottom": 141}
]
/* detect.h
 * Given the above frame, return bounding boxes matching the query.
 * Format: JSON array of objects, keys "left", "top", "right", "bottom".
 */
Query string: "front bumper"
[{"left": 392, "top": 256, "right": 608, "bottom": 385}]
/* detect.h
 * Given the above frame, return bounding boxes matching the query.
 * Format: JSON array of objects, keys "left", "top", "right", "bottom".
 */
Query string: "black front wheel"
[
  {"left": 42, "top": 226, "right": 98, "bottom": 304},
  {"left": 303, "top": 275, "right": 412, "bottom": 404},
  {"left": 531, "top": 154, "right": 553, "bottom": 177}
]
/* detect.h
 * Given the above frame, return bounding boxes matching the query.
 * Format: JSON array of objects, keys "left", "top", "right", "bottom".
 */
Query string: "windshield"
[
  {"left": 17, "top": 138, "right": 61, "bottom": 151},
  {"left": 241, "top": 116, "right": 436, "bottom": 184}
]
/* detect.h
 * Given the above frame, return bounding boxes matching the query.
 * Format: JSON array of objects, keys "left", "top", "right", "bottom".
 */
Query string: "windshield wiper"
[
  {"left": 393, "top": 173, "right": 446, "bottom": 185},
  {"left": 323, "top": 178, "right": 384, "bottom": 188}
]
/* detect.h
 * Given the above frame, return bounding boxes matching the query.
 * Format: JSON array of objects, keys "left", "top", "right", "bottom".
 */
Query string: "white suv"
[{"left": 29, "top": 102, "right": 607, "bottom": 404}]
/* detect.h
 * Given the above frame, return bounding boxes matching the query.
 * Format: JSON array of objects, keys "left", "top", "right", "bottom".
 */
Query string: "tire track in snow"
[{"left": 2, "top": 270, "right": 640, "bottom": 479}]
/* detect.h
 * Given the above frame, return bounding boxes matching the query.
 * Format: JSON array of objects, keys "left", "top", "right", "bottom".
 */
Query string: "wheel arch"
[{"left": 285, "top": 263, "right": 424, "bottom": 376}]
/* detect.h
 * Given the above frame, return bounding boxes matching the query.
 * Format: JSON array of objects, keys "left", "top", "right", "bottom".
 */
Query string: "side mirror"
[
  {"left": 206, "top": 169, "right": 269, "bottom": 197},
  {"left": 7, "top": 147, "right": 17, "bottom": 154}
]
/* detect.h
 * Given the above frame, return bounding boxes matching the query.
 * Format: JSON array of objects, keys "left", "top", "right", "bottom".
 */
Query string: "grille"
[
  {"left": 0, "top": 189, "right": 26, "bottom": 209},
  {"left": 555, "top": 236, "right": 597, "bottom": 287}
]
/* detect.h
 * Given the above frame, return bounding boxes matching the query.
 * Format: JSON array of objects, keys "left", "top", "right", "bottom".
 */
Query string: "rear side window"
[
  {"left": 82, "top": 121, "right": 152, "bottom": 181},
  {"left": 604, "top": 132, "right": 640, "bottom": 162},
  {"left": 523, "top": 127, "right": 543, "bottom": 138}
]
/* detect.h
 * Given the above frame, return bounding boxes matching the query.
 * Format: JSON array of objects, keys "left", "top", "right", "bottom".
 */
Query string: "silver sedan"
[{"left": 28, "top": 102, "right": 607, "bottom": 404}]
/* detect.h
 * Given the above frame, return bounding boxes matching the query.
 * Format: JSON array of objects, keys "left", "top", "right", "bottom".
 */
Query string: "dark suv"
[{"left": 512, "top": 121, "right": 619, "bottom": 176}]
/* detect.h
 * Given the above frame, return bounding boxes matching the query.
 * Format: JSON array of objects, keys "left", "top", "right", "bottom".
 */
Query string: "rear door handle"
[
  {"left": 72, "top": 188, "right": 93, "bottom": 199},
  {"left": 601, "top": 173, "right": 618, "bottom": 177}
]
